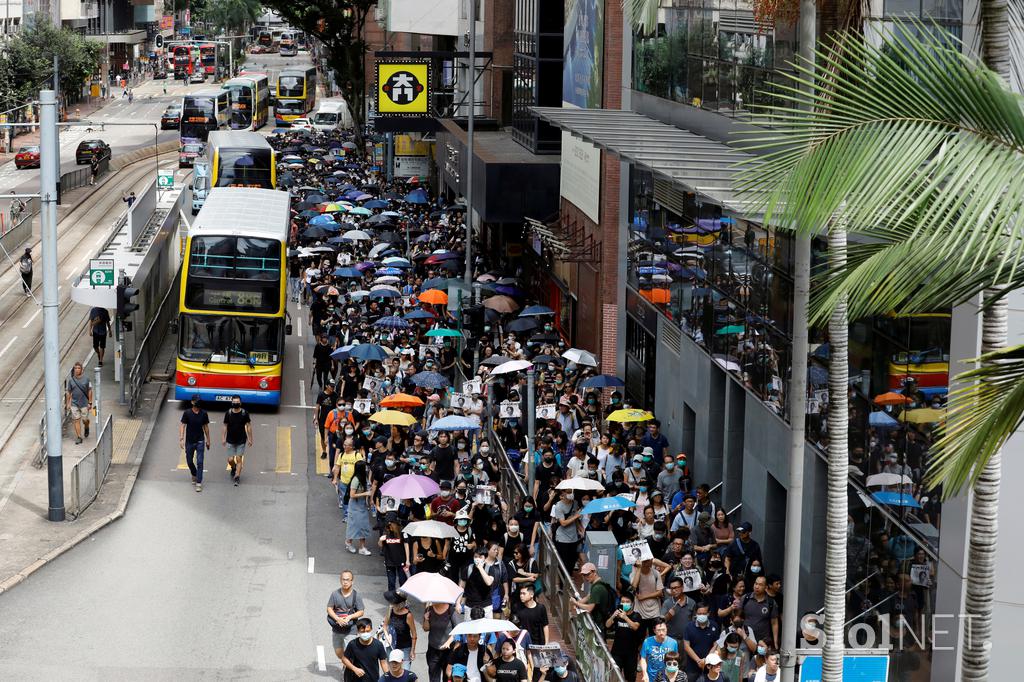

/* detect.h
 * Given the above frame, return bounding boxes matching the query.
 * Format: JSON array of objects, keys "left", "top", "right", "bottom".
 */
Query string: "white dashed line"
[
  {"left": 316, "top": 645, "right": 326, "bottom": 672},
  {"left": 21, "top": 309, "right": 40, "bottom": 328},
  {"left": 307, "top": 556, "right": 315, "bottom": 573},
  {"left": 0, "top": 336, "right": 17, "bottom": 358},
  {"left": 299, "top": 381, "right": 306, "bottom": 408},
  {"left": 297, "top": 317, "right": 302, "bottom": 337},
  {"left": 298, "top": 345, "right": 304, "bottom": 369}
]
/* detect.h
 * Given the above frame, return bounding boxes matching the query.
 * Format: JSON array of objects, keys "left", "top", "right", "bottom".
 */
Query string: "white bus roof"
[
  {"left": 226, "top": 73, "right": 269, "bottom": 86},
  {"left": 206, "top": 130, "right": 272, "bottom": 149},
  {"left": 316, "top": 100, "right": 348, "bottom": 112},
  {"left": 190, "top": 188, "right": 289, "bottom": 241}
]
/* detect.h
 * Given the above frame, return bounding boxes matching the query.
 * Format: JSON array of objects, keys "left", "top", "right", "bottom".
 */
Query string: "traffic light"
[
  {"left": 117, "top": 280, "right": 139, "bottom": 321},
  {"left": 462, "top": 305, "right": 484, "bottom": 338}
]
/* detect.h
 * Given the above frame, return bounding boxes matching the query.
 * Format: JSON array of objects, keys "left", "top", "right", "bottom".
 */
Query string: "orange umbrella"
[
  {"left": 380, "top": 393, "right": 425, "bottom": 408},
  {"left": 873, "top": 392, "right": 912, "bottom": 406},
  {"left": 419, "top": 289, "right": 449, "bottom": 305}
]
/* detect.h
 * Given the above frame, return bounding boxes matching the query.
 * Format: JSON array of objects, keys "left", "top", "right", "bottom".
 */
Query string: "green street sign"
[
  {"left": 157, "top": 169, "right": 175, "bottom": 189},
  {"left": 89, "top": 259, "right": 114, "bottom": 287}
]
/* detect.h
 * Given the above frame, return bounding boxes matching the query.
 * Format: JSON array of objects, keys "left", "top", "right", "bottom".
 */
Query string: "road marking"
[
  {"left": 297, "top": 317, "right": 302, "bottom": 337},
  {"left": 275, "top": 426, "right": 291, "bottom": 473},
  {"left": 177, "top": 447, "right": 188, "bottom": 470},
  {"left": 298, "top": 344, "right": 304, "bottom": 369},
  {"left": 21, "top": 309, "right": 39, "bottom": 328},
  {"left": 315, "top": 439, "right": 330, "bottom": 475},
  {"left": 0, "top": 336, "right": 17, "bottom": 358},
  {"left": 281, "top": 404, "right": 314, "bottom": 409},
  {"left": 299, "top": 380, "right": 306, "bottom": 408},
  {"left": 316, "top": 645, "right": 326, "bottom": 672},
  {"left": 307, "top": 556, "right": 315, "bottom": 573}
]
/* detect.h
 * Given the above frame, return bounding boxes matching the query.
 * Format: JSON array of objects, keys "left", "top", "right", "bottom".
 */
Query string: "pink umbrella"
[
  {"left": 398, "top": 571, "right": 464, "bottom": 604},
  {"left": 380, "top": 473, "right": 441, "bottom": 499}
]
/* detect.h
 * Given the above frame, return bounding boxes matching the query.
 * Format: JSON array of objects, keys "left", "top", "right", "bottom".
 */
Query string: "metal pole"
[
  {"left": 526, "top": 367, "right": 536, "bottom": 495},
  {"left": 40, "top": 89, "right": 64, "bottom": 522},
  {"left": 463, "top": 0, "right": 475, "bottom": 288},
  {"left": 386, "top": 131, "right": 394, "bottom": 182},
  {"left": 93, "top": 365, "right": 102, "bottom": 442}
]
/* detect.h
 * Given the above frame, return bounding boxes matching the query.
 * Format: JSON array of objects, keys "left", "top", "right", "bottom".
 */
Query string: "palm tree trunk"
[
  {"left": 960, "top": 3, "right": 1009, "bottom": 678},
  {"left": 823, "top": 219, "right": 848, "bottom": 681}
]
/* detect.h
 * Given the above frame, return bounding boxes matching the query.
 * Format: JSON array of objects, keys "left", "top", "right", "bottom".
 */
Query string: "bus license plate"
[{"left": 214, "top": 395, "right": 233, "bottom": 402}]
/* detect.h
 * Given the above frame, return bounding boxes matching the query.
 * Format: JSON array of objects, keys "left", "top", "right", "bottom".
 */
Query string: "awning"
[
  {"left": 531, "top": 107, "right": 757, "bottom": 215},
  {"left": 525, "top": 215, "right": 601, "bottom": 263}
]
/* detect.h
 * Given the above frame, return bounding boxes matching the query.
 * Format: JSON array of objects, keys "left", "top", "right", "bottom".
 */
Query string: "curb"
[{"left": 0, "top": 381, "right": 169, "bottom": 595}]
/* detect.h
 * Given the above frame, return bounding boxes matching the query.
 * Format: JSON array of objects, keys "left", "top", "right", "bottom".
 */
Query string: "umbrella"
[
  {"left": 330, "top": 346, "right": 353, "bottom": 361},
  {"left": 348, "top": 344, "right": 392, "bottom": 362},
  {"left": 493, "top": 284, "right": 526, "bottom": 298},
  {"left": 342, "top": 229, "right": 372, "bottom": 241},
  {"left": 380, "top": 393, "right": 424, "bottom": 408},
  {"left": 397, "top": 571, "right": 463, "bottom": 603},
  {"left": 477, "top": 273, "right": 497, "bottom": 283},
  {"left": 482, "top": 296, "right": 519, "bottom": 313},
  {"left": 302, "top": 226, "right": 331, "bottom": 239},
  {"left": 556, "top": 478, "right": 605, "bottom": 492},
  {"left": 381, "top": 210, "right": 405, "bottom": 218},
  {"left": 364, "top": 199, "right": 389, "bottom": 209},
  {"left": 404, "top": 188, "right": 430, "bottom": 204},
  {"left": 373, "top": 315, "right": 412, "bottom": 330},
  {"left": 579, "top": 374, "right": 626, "bottom": 389},
  {"left": 373, "top": 275, "right": 402, "bottom": 284},
  {"left": 428, "top": 415, "right": 479, "bottom": 431},
  {"left": 321, "top": 202, "right": 345, "bottom": 213},
  {"left": 531, "top": 354, "right": 564, "bottom": 365},
  {"left": 450, "top": 619, "right": 519, "bottom": 636},
  {"left": 581, "top": 496, "right": 637, "bottom": 514},
  {"left": 404, "top": 309, "right": 436, "bottom": 320},
  {"left": 368, "top": 243, "right": 394, "bottom": 259},
  {"left": 871, "top": 491, "right": 922, "bottom": 509},
  {"left": 349, "top": 207, "right": 372, "bottom": 216},
  {"left": 342, "top": 141, "right": 357, "bottom": 150},
  {"left": 370, "top": 410, "right": 419, "bottom": 426},
  {"left": 422, "top": 277, "right": 452, "bottom": 290},
  {"left": 808, "top": 365, "right": 829, "bottom": 386},
  {"left": 606, "top": 409, "right": 655, "bottom": 423},
  {"left": 865, "top": 473, "right": 914, "bottom": 487},
  {"left": 716, "top": 325, "right": 745, "bottom": 335},
  {"left": 874, "top": 392, "right": 912, "bottom": 406},
  {"left": 333, "top": 267, "right": 363, "bottom": 278},
  {"left": 901, "top": 408, "right": 944, "bottom": 423},
  {"left": 381, "top": 473, "right": 440, "bottom": 499},
  {"left": 410, "top": 372, "right": 451, "bottom": 389},
  {"left": 349, "top": 290, "right": 371, "bottom": 300},
  {"left": 309, "top": 214, "right": 339, "bottom": 226},
  {"left": 562, "top": 348, "right": 598, "bottom": 367},
  {"left": 315, "top": 285, "right": 340, "bottom": 296},
  {"left": 491, "top": 360, "right": 533, "bottom": 376},
  {"left": 480, "top": 355, "right": 513, "bottom": 367},
  {"left": 869, "top": 411, "right": 900, "bottom": 428},
  {"left": 426, "top": 328, "right": 463, "bottom": 338},
  {"left": 506, "top": 318, "right": 539, "bottom": 333},
  {"left": 366, "top": 214, "right": 397, "bottom": 226},
  {"left": 519, "top": 305, "right": 555, "bottom": 317},
  {"left": 419, "top": 289, "right": 449, "bottom": 305},
  {"left": 383, "top": 257, "right": 412, "bottom": 267},
  {"left": 402, "top": 521, "right": 461, "bottom": 541},
  {"left": 371, "top": 284, "right": 402, "bottom": 293}
]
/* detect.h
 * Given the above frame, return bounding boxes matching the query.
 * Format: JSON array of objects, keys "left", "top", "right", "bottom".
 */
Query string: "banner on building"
[
  {"left": 563, "top": 0, "right": 604, "bottom": 109},
  {"left": 159, "top": 15, "right": 174, "bottom": 30},
  {"left": 393, "top": 155, "right": 430, "bottom": 178},
  {"left": 375, "top": 60, "right": 431, "bottom": 115}
]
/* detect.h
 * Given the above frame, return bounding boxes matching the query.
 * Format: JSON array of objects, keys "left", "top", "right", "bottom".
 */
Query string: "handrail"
[
  {"left": 845, "top": 591, "right": 897, "bottom": 628},
  {"left": 728, "top": 502, "right": 742, "bottom": 516}
]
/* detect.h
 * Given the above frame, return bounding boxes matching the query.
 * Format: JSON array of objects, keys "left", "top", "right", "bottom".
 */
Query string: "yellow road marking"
[
  {"left": 315, "top": 430, "right": 330, "bottom": 475},
  {"left": 276, "top": 426, "right": 291, "bottom": 473}
]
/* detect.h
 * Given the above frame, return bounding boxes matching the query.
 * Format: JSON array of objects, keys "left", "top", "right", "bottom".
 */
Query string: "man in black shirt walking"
[
  {"left": 312, "top": 332, "right": 335, "bottom": 389},
  {"left": 179, "top": 395, "right": 211, "bottom": 492},
  {"left": 314, "top": 381, "right": 337, "bottom": 460},
  {"left": 222, "top": 395, "right": 252, "bottom": 486}
]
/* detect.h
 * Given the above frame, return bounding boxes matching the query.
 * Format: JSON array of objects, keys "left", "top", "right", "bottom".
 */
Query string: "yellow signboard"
[
  {"left": 394, "top": 134, "right": 432, "bottom": 156},
  {"left": 376, "top": 61, "right": 430, "bottom": 115}
]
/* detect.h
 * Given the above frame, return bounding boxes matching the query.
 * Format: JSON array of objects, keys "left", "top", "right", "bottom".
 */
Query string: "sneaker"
[
  {"left": 346, "top": 543, "right": 356, "bottom": 554},
  {"left": 320, "top": 451, "right": 327, "bottom": 459},
  {"left": 233, "top": 477, "right": 240, "bottom": 486},
  {"left": 84, "top": 424, "right": 89, "bottom": 438},
  {"left": 358, "top": 547, "right": 372, "bottom": 556},
  {"left": 75, "top": 437, "right": 82, "bottom": 445},
  {"left": 191, "top": 475, "right": 197, "bottom": 484},
  {"left": 229, "top": 461, "right": 236, "bottom": 477},
  {"left": 97, "top": 362, "right": 103, "bottom": 367},
  {"left": 195, "top": 483, "right": 202, "bottom": 492}
]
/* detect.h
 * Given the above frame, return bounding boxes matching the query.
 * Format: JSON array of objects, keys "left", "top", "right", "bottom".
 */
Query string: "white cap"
[{"left": 388, "top": 649, "right": 405, "bottom": 663}]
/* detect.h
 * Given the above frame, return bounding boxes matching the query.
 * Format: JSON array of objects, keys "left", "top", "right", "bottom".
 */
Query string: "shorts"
[
  {"left": 225, "top": 442, "right": 246, "bottom": 457},
  {"left": 92, "top": 334, "right": 106, "bottom": 351},
  {"left": 70, "top": 404, "right": 89, "bottom": 420},
  {"left": 331, "top": 629, "right": 355, "bottom": 651}
]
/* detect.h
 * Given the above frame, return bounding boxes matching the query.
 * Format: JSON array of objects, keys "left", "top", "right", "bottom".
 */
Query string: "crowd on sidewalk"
[{"left": 274, "top": 127, "right": 796, "bottom": 682}]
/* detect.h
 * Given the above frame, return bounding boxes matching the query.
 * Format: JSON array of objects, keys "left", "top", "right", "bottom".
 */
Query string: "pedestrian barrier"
[
  {"left": 68, "top": 415, "right": 113, "bottom": 517},
  {"left": 0, "top": 197, "right": 35, "bottom": 255},
  {"left": 59, "top": 157, "right": 109, "bottom": 195},
  {"left": 34, "top": 407, "right": 72, "bottom": 469},
  {"left": 127, "top": 269, "right": 179, "bottom": 416}
]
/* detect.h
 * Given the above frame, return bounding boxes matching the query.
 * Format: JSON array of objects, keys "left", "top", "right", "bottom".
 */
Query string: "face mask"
[
  {"left": 359, "top": 632, "right": 373, "bottom": 642},
  {"left": 474, "top": 462, "right": 483, "bottom": 470},
  {"left": 696, "top": 614, "right": 709, "bottom": 625},
  {"left": 553, "top": 667, "right": 567, "bottom": 676},
  {"left": 363, "top": 429, "right": 372, "bottom": 436},
  {"left": 441, "top": 490, "right": 451, "bottom": 498},
  {"left": 757, "top": 645, "right": 767, "bottom": 656},
  {"left": 232, "top": 403, "right": 241, "bottom": 409},
  {"left": 611, "top": 398, "right": 620, "bottom": 404},
  {"left": 632, "top": 463, "right": 642, "bottom": 470},
  {"left": 639, "top": 486, "right": 647, "bottom": 493},
  {"left": 523, "top": 506, "right": 533, "bottom": 513},
  {"left": 457, "top": 519, "right": 469, "bottom": 527},
  {"left": 385, "top": 459, "right": 395, "bottom": 468},
  {"left": 653, "top": 533, "right": 664, "bottom": 541},
  {"left": 665, "top": 664, "right": 679, "bottom": 673},
  {"left": 751, "top": 566, "right": 762, "bottom": 574},
  {"left": 727, "top": 646, "right": 738, "bottom": 654},
  {"left": 732, "top": 621, "right": 743, "bottom": 629},
  {"left": 621, "top": 603, "right": 631, "bottom": 612},
  {"left": 479, "top": 446, "right": 489, "bottom": 454},
  {"left": 508, "top": 525, "right": 519, "bottom": 533},
  {"left": 457, "top": 443, "right": 467, "bottom": 450},
  {"left": 643, "top": 455, "right": 652, "bottom": 463}
]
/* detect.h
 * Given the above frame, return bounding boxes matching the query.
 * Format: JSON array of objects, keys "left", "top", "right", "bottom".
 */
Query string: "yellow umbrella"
[
  {"left": 606, "top": 409, "right": 655, "bottom": 423},
  {"left": 901, "top": 408, "right": 945, "bottom": 424},
  {"left": 370, "top": 410, "right": 418, "bottom": 426}
]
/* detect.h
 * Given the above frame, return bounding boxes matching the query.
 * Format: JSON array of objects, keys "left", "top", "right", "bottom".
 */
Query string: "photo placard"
[{"left": 620, "top": 539, "right": 654, "bottom": 566}]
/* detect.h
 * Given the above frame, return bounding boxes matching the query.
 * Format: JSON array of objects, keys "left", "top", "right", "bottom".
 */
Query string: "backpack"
[{"left": 19, "top": 256, "right": 31, "bottom": 274}]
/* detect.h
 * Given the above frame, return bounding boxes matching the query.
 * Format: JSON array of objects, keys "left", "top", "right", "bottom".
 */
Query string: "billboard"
[
  {"left": 560, "top": 131, "right": 601, "bottom": 223},
  {"left": 563, "top": 0, "right": 604, "bottom": 109},
  {"left": 376, "top": 60, "right": 431, "bottom": 115},
  {"left": 159, "top": 15, "right": 174, "bottom": 30},
  {"left": 387, "top": 0, "right": 459, "bottom": 36}
]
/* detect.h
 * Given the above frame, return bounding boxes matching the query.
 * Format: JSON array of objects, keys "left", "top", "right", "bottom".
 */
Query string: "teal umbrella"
[
  {"left": 716, "top": 325, "right": 745, "bottom": 335},
  {"left": 426, "top": 328, "right": 463, "bottom": 338}
]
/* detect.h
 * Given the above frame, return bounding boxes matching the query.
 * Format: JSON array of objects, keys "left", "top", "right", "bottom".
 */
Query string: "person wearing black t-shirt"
[
  {"left": 312, "top": 333, "right": 335, "bottom": 389},
  {"left": 222, "top": 396, "right": 252, "bottom": 486},
  {"left": 459, "top": 548, "right": 497, "bottom": 618},
  {"left": 179, "top": 395, "right": 210, "bottom": 492},
  {"left": 532, "top": 449, "right": 560, "bottom": 500},
  {"left": 314, "top": 382, "right": 337, "bottom": 459},
  {"left": 486, "top": 639, "right": 528, "bottom": 682},
  {"left": 431, "top": 432, "right": 456, "bottom": 481},
  {"left": 515, "top": 584, "right": 549, "bottom": 644},
  {"left": 606, "top": 594, "right": 643, "bottom": 682},
  {"left": 342, "top": 619, "right": 388, "bottom": 682}
]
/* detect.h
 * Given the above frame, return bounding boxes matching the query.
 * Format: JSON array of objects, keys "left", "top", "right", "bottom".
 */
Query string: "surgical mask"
[
  {"left": 508, "top": 525, "right": 519, "bottom": 533},
  {"left": 441, "top": 490, "right": 452, "bottom": 498},
  {"left": 553, "top": 666, "right": 567, "bottom": 676},
  {"left": 474, "top": 462, "right": 483, "bottom": 470},
  {"left": 479, "top": 445, "right": 489, "bottom": 454},
  {"left": 457, "top": 519, "right": 469, "bottom": 527},
  {"left": 523, "top": 506, "right": 533, "bottom": 513},
  {"left": 653, "top": 533, "right": 664, "bottom": 541},
  {"left": 359, "top": 632, "right": 373, "bottom": 642},
  {"left": 665, "top": 462, "right": 675, "bottom": 470},
  {"left": 665, "top": 664, "right": 679, "bottom": 673},
  {"left": 344, "top": 428, "right": 354, "bottom": 435},
  {"left": 727, "top": 645, "right": 738, "bottom": 654},
  {"left": 363, "top": 429, "right": 372, "bottom": 436},
  {"left": 632, "top": 463, "right": 642, "bottom": 470},
  {"left": 696, "top": 614, "right": 709, "bottom": 625},
  {"left": 621, "top": 603, "right": 631, "bottom": 612},
  {"left": 757, "top": 645, "right": 767, "bottom": 656},
  {"left": 751, "top": 566, "right": 762, "bottom": 574},
  {"left": 457, "top": 442, "right": 467, "bottom": 449},
  {"left": 385, "top": 459, "right": 395, "bottom": 468},
  {"left": 643, "top": 455, "right": 652, "bottom": 462}
]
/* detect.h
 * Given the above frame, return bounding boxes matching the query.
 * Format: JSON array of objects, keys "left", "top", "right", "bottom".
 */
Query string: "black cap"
[
  {"left": 190, "top": 395, "right": 200, "bottom": 405},
  {"left": 439, "top": 480, "right": 453, "bottom": 490},
  {"left": 383, "top": 589, "right": 406, "bottom": 605}
]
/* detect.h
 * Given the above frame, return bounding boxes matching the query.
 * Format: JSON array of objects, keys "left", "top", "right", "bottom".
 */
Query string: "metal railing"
[
  {"left": 127, "top": 269, "right": 180, "bottom": 415},
  {"left": 35, "top": 408, "right": 71, "bottom": 469},
  {"left": 59, "top": 157, "right": 109, "bottom": 195},
  {"left": 68, "top": 415, "right": 113, "bottom": 516}
]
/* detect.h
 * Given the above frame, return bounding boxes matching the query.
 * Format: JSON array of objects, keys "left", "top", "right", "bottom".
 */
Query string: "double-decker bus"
[
  {"left": 173, "top": 44, "right": 196, "bottom": 78},
  {"left": 180, "top": 90, "right": 230, "bottom": 144},
  {"left": 176, "top": 188, "right": 291, "bottom": 406},
  {"left": 275, "top": 66, "right": 317, "bottom": 124},
  {"left": 279, "top": 32, "right": 297, "bottom": 57},
  {"left": 200, "top": 43, "right": 217, "bottom": 75},
  {"left": 294, "top": 31, "right": 306, "bottom": 50},
  {"left": 257, "top": 30, "right": 273, "bottom": 48},
  {"left": 222, "top": 73, "right": 270, "bottom": 131},
  {"left": 205, "top": 131, "right": 276, "bottom": 189}
]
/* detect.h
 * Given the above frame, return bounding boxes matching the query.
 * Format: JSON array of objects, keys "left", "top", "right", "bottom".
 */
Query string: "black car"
[
  {"left": 75, "top": 139, "right": 111, "bottom": 165},
  {"left": 161, "top": 105, "right": 182, "bottom": 130},
  {"left": 153, "top": 70, "right": 168, "bottom": 80}
]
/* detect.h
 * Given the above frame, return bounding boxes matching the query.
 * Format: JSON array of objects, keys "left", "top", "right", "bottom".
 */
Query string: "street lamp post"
[{"left": 526, "top": 367, "right": 536, "bottom": 496}]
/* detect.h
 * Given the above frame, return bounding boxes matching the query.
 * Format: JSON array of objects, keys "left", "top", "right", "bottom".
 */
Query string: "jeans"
[
  {"left": 336, "top": 481, "right": 349, "bottom": 516},
  {"left": 185, "top": 440, "right": 205, "bottom": 483},
  {"left": 386, "top": 565, "right": 408, "bottom": 592},
  {"left": 426, "top": 647, "right": 448, "bottom": 682}
]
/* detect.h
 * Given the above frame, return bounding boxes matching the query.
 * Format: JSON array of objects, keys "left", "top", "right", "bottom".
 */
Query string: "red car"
[{"left": 14, "top": 145, "right": 40, "bottom": 169}]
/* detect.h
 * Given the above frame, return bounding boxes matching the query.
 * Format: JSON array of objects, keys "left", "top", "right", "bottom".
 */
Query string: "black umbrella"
[
  {"left": 306, "top": 193, "right": 327, "bottom": 203},
  {"left": 296, "top": 200, "right": 319, "bottom": 210},
  {"left": 530, "top": 332, "right": 560, "bottom": 344},
  {"left": 302, "top": 226, "right": 331, "bottom": 239},
  {"left": 365, "top": 214, "right": 396, "bottom": 227},
  {"left": 506, "top": 317, "right": 539, "bottom": 333}
]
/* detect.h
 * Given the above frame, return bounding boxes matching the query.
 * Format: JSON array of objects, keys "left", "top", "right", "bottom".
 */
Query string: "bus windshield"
[
  {"left": 217, "top": 149, "right": 274, "bottom": 188},
  {"left": 181, "top": 98, "right": 217, "bottom": 141},
  {"left": 275, "top": 100, "right": 304, "bottom": 116},
  {"left": 179, "top": 315, "right": 282, "bottom": 365},
  {"left": 278, "top": 76, "right": 304, "bottom": 97},
  {"left": 226, "top": 86, "right": 254, "bottom": 128},
  {"left": 189, "top": 235, "right": 281, "bottom": 280}
]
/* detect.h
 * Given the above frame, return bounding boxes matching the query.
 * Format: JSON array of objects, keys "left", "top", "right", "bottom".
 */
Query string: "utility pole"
[
  {"left": 463, "top": 0, "right": 475, "bottom": 288},
  {"left": 525, "top": 367, "right": 536, "bottom": 495},
  {"left": 39, "top": 89, "right": 64, "bottom": 522}
]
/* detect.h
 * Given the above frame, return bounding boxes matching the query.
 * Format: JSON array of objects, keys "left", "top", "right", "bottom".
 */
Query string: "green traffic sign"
[
  {"left": 89, "top": 259, "right": 114, "bottom": 287},
  {"left": 158, "top": 170, "right": 175, "bottom": 189}
]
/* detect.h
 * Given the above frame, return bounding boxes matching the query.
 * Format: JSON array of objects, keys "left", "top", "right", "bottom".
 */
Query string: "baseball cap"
[
  {"left": 439, "top": 479, "right": 453, "bottom": 490},
  {"left": 737, "top": 522, "right": 753, "bottom": 533},
  {"left": 452, "top": 664, "right": 468, "bottom": 677},
  {"left": 705, "top": 652, "right": 722, "bottom": 665},
  {"left": 388, "top": 649, "right": 405, "bottom": 663},
  {"left": 579, "top": 562, "right": 597, "bottom": 575},
  {"left": 632, "top": 454, "right": 644, "bottom": 464}
]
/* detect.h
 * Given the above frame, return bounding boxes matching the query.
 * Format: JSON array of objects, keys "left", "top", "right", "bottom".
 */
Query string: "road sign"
[
  {"left": 157, "top": 169, "right": 174, "bottom": 189},
  {"left": 89, "top": 259, "right": 114, "bottom": 287}
]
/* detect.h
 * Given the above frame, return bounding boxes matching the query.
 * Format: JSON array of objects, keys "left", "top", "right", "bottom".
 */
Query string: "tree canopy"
[{"left": 0, "top": 19, "right": 102, "bottom": 109}]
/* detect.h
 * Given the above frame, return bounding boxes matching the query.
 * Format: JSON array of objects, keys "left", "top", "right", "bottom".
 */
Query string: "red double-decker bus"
[
  {"left": 200, "top": 44, "right": 217, "bottom": 75},
  {"left": 173, "top": 45, "right": 195, "bottom": 78}
]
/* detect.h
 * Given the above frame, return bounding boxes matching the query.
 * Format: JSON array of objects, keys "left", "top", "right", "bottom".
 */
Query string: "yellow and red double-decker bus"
[
  {"left": 200, "top": 43, "right": 217, "bottom": 75},
  {"left": 176, "top": 188, "right": 291, "bottom": 406}
]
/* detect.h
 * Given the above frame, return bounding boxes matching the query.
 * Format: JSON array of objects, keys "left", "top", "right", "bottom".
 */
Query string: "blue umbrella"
[
  {"left": 428, "top": 415, "right": 479, "bottom": 432},
  {"left": 581, "top": 496, "right": 637, "bottom": 514},
  {"left": 302, "top": 226, "right": 331, "bottom": 239},
  {"left": 377, "top": 267, "right": 404, "bottom": 276},
  {"left": 422, "top": 277, "right": 451, "bottom": 290},
  {"left": 869, "top": 411, "right": 899, "bottom": 428},
  {"left": 579, "top": 374, "right": 626, "bottom": 389},
  {"left": 381, "top": 210, "right": 405, "bottom": 218},
  {"left": 373, "top": 315, "right": 411, "bottom": 330},
  {"left": 364, "top": 199, "right": 388, "bottom": 209},
  {"left": 309, "top": 214, "right": 338, "bottom": 226},
  {"left": 871, "top": 492, "right": 922, "bottom": 509},
  {"left": 519, "top": 305, "right": 555, "bottom": 317},
  {"left": 404, "top": 188, "right": 429, "bottom": 204},
  {"left": 330, "top": 345, "right": 354, "bottom": 361},
  {"left": 348, "top": 344, "right": 391, "bottom": 362},
  {"left": 333, "top": 267, "right": 364, "bottom": 278},
  {"left": 373, "top": 289, "right": 401, "bottom": 299},
  {"left": 637, "top": 266, "right": 669, "bottom": 276},
  {"left": 404, "top": 309, "right": 436, "bottom": 320},
  {"left": 410, "top": 371, "right": 450, "bottom": 389}
]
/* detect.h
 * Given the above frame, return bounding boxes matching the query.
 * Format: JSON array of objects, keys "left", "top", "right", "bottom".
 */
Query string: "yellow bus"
[
  {"left": 275, "top": 66, "right": 317, "bottom": 123},
  {"left": 205, "top": 131, "right": 276, "bottom": 189},
  {"left": 176, "top": 188, "right": 291, "bottom": 406},
  {"left": 223, "top": 73, "right": 270, "bottom": 131}
]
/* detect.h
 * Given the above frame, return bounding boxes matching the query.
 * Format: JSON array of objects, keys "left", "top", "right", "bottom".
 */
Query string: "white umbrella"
[
  {"left": 371, "top": 284, "right": 402, "bottom": 293},
  {"left": 369, "top": 242, "right": 393, "bottom": 258},
  {"left": 490, "top": 359, "right": 533, "bottom": 376},
  {"left": 449, "top": 618, "right": 519, "bottom": 636},
  {"left": 562, "top": 348, "right": 598, "bottom": 366},
  {"left": 403, "top": 520, "right": 461, "bottom": 540},
  {"left": 374, "top": 275, "right": 401, "bottom": 284},
  {"left": 342, "top": 229, "right": 372, "bottom": 241},
  {"left": 865, "top": 473, "right": 914, "bottom": 487},
  {"left": 349, "top": 290, "right": 371, "bottom": 300},
  {"left": 556, "top": 477, "right": 605, "bottom": 492}
]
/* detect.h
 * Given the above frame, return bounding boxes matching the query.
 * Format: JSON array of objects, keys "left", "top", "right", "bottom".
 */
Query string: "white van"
[{"left": 311, "top": 99, "right": 352, "bottom": 132}]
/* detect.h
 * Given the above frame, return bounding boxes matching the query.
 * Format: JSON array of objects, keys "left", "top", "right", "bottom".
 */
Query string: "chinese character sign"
[{"left": 376, "top": 61, "right": 431, "bottom": 115}]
